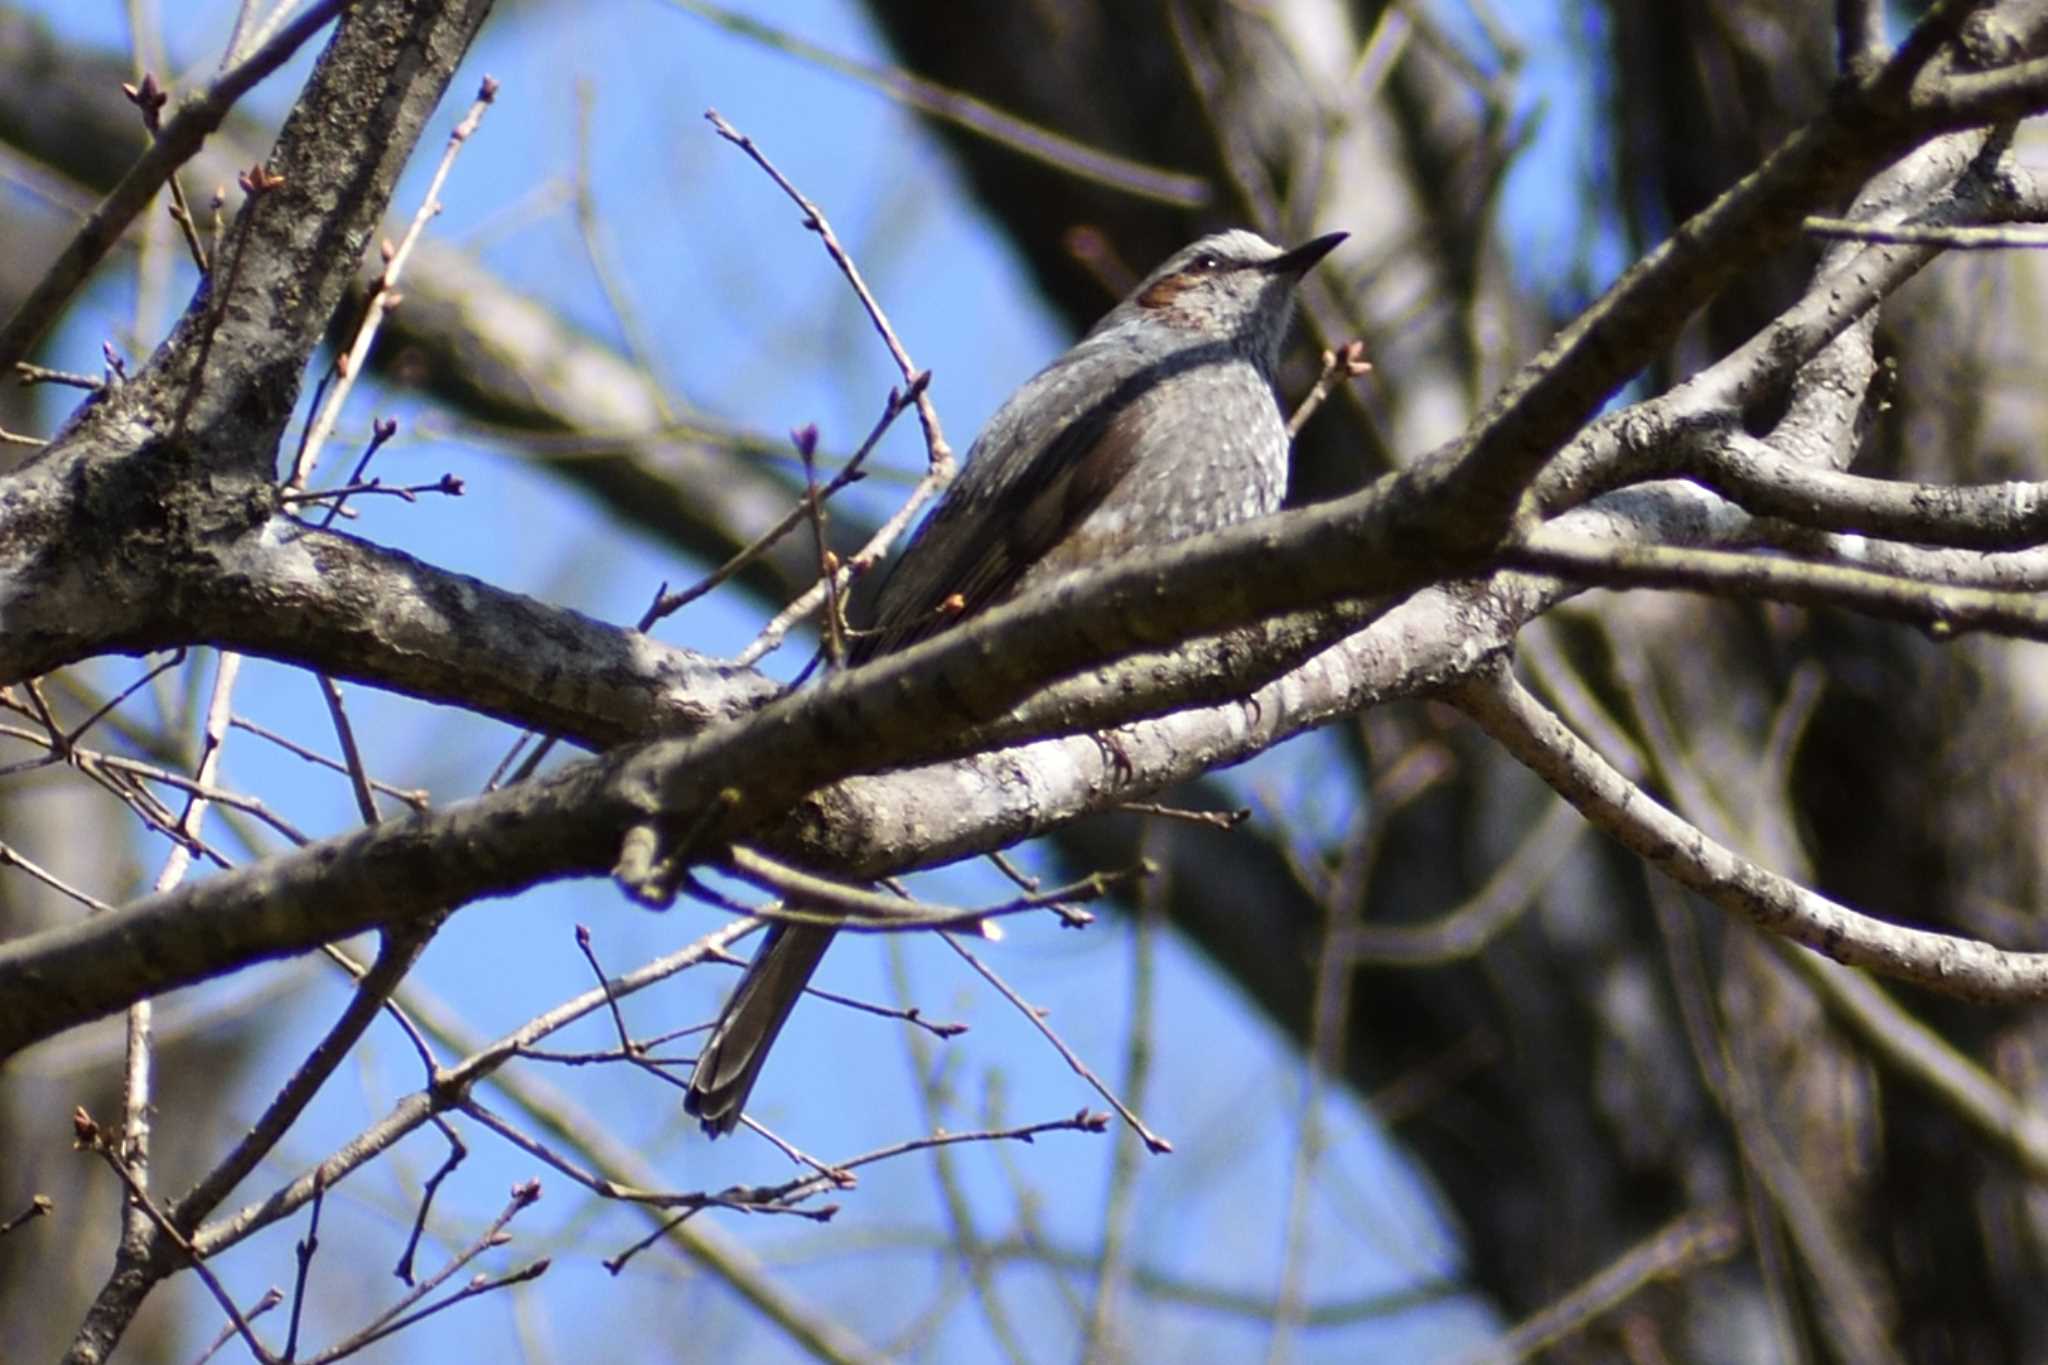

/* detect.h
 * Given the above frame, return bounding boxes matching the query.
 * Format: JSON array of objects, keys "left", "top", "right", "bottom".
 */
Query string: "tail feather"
[{"left": 684, "top": 923, "right": 836, "bottom": 1135}]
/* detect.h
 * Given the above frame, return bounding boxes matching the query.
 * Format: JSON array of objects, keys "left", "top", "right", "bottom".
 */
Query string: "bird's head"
[{"left": 1108, "top": 229, "right": 1345, "bottom": 366}]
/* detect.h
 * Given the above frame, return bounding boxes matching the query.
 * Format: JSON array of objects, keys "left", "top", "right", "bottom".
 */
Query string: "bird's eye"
[{"left": 1190, "top": 253, "right": 1221, "bottom": 273}]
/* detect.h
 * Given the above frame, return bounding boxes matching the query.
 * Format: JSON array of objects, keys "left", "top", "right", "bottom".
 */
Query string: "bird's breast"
[{"left": 1016, "top": 358, "right": 1285, "bottom": 589}]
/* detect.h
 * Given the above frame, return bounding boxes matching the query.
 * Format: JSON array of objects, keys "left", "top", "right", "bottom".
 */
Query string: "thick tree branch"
[
  {"left": 1453, "top": 664, "right": 2048, "bottom": 1002},
  {"left": 1402, "top": 5, "right": 2048, "bottom": 551},
  {"left": 0, "top": 498, "right": 777, "bottom": 745},
  {"left": 1511, "top": 526, "right": 2048, "bottom": 641}
]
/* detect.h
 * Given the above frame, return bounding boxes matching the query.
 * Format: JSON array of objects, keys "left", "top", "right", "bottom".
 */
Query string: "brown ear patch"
[{"left": 1138, "top": 271, "right": 1193, "bottom": 310}]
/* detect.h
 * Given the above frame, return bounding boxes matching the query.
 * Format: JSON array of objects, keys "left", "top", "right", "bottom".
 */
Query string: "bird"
[{"left": 684, "top": 227, "right": 1348, "bottom": 1135}]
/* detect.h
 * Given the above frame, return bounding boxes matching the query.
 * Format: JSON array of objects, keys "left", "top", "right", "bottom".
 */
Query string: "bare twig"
[
  {"left": 75, "top": 1107, "right": 278, "bottom": 1364},
  {"left": 393, "top": 1115, "right": 469, "bottom": 1285},
  {"left": 725, "top": 845, "right": 1137, "bottom": 933},
  {"left": 189, "top": 923, "right": 758, "bottom": 1261},
  {"left": 286, "top": 472, "right": 463, "bottom": 512},
  {"left": 709, "top": 109, "right": 960, "bottom": 664},
  {"left": 889, "top": 939, "right": 1036, "bottom": 1365},
  {"left": 0, "top": 721, "right": 313, "bottom": 846},
  {"left": 651, "top": 375, "right": 918, "bottom": 622},
  {"left": 316, "top": 675, "right": 380, "bottom": 826},
  {"left": 677, "top": 2, "right": 1206, "bottom": 207},
  {"left": 0, "top": 840, "right": 113, "bottom": 912},
  {"left": 1112, "top": 800, "right": 1249, "bottom": 831},
  {"left": 310, "top": 1181, "right": 545, "bottom": 1363},
  {"left": 112, "top": 650, "right": 242, "bottom": 1323},
  {"left": 1803, "top": 214, "right": 2048, "bottom": 248},
  {"left": 1456, "top": 1207, "right": 1742, "bottom": 1364},
  {"left": 0, "top": 0, "right": 346, "bottom": 371},
  {"left": 191, "top": 1288, "right": 284, "bottom": 1365},
  {"left": 0, "top": 1194, "right": 54, "bottom": 1235},
  {"left": 308, "top": 416, "right": 403, "bottom": 526},
  {"left": 283, "top": 1178, "right": 325, "bottom": 1360},
  {"left": 1286, "top": 340, "right": 1372, "bottom": 439},
  {"left": 62, "top": 648, "right": 186, "bottom": 749},
  {"left": 941, "top": 933, "right": 1173, "bottom": 1153},
  {"left": 230, "top": 714, "right": 430, "bottom": 812},
  {"left": 1084, "top": 821, "right": 1168, "bottom": 1361},
  {"left": 288, "top": 75, "right": 499, "bottom": 489},
  {"left": 119, "top": 72, "right": 209, "bottom": 274},
  {"left": 794, "top": 424, "right": 848, "bottom": 663},
  {"left": 707, "top": 108, "right": 950, "bottom": 475},
  {"left": 13, "top": 362, "right": 102, "bottom": 389}
]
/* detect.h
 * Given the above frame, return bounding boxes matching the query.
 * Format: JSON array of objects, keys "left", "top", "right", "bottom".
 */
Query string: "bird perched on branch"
[{"left": 685, "top": 227, "right": 1348, "bottom": 1135}]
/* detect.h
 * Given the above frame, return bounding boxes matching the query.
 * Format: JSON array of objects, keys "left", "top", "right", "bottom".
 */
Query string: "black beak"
[{"left": 1265, "top": 231, "right": 1347, "bottom": 276}]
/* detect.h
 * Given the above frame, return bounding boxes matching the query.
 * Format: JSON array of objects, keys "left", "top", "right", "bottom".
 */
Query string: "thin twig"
[
  {"left": 13, "top": 362, "right": 102, "bottom": 389},
  {"left": 460, "top": 1100, "right": 807, "bottom": 1216},
  {"left": 191, "top": 1288, "right": 284, "bottom": 1365},
  {"left": 709, "top": 109, "right": 959, "bottom": 664},
  {"left": 0, "top": 839, "right": 112, "bottom": 912},
  {"left": 1804, "top": 214, "right": 2048, "bottom": 248},
  {"left": 796, "top": 424, "right": 847, "bottom": 663},
  {"left": 709, "top": 964, "right": 966, "bottom": 1039},
  {"left": 942, "top": 933, "right": 1174, "bottom": 1153},
  {"left": 794, "top": 1113, "right": 1110, "bottom": 1199},
  {"left": 76, "top": 1107, "right": 278, "bottom": 1364},
  {"left": 1112, "top": 800, "right": 1249, "bottom": 831},
  {"left": 283, "top": 1178, "right": 324, "bottom": 1360},
  {"left": 573, "top": 924, "right": 639, "bottom": 1058},
  {"left": 977, "top": 849, "right": 1096, "bottom": 929},
  {"left": 296, "top": 472, "right": 455, "bottom": 515},
  {"left": 710, "top": 108, "right": 950, "bottom": 468},
  {"left": 309, "top": 417, "right": 403, "bottom": 526},
  {"left": 119, "top": 72, "right": 209, "bottom": 274},
  {"left": 597, "top": 1108, "right": 1112, "bottom": 1275},
  {"left": 229, "top": 714, "right": 429, "bottom": 812},
  {"left": 310, "top": 1181, "right": 545, "bottom": 1363},
  {"left": 675, "top": 2, "right": 1208, "bottom": 207},
  {"left": 393, "top": 1115, "right": 468, "bottom": 1285},
  {"left": 482, "top": 730, "right": 533, "bottom": 793},
  {"left": 735, "top": 469, "right": 944, "bottom": 665},
  {"left": 736, "top": 1115, "right": 853, "bottom": 1185},
  {"left": 316, "top": 675, "right": 380, "bottom": 826},
  {"left": 1084, "top": 822, "right": 1168, "bottom": 1361},
  {"left": 0, "top": 1194, "right": 54, "bottom": 1235},
  {"left": 189, "top": 923, "right": 759, "bottom": 1262},
  {"left": 288, "top": 75, "right": 499, "bottom": 489},
  {"left": 651, "top": 376, "right": 913, "bottom": 622},
  {"left": 1456, "top": 1207, "right": 1742, "bottom": 1365},
  {"left": 1286, "top": 340, "right": 1371, "bottom": 439},
  {"left": 0, "top": 0, "right": 346, "bottom": 371},
  {"left": 889, "top": 938, "right": 1033, "bottom": 1365},
  {"left": 725, "top": 845, "right": 1135, "bottom": 932},
  {"left": 0, "top": 720, "right": 313, "bottom": 846},
  {"left": 63, "top": 649, "right": 187, "bottom": 748},
  {"left": 116, "top": 650, "right": 241, "bottom": 1311},
  {"left": 170, "top": 923, "right": 443, "bottom": 1240}
]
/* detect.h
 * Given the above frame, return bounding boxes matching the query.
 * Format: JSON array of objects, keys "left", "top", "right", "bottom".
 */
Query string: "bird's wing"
[{"left": 849, "top": 338, "right": 1230, "bottom": 663}]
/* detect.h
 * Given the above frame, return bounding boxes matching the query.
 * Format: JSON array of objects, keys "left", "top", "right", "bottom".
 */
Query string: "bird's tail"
[{"left": 684, "top": 922, "right": 836, "bottom": 1135}]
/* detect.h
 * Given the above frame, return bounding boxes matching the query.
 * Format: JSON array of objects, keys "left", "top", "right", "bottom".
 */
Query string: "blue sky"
[{"left": 4, "top": 0, "right": 1612, "bottom": 1358}]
